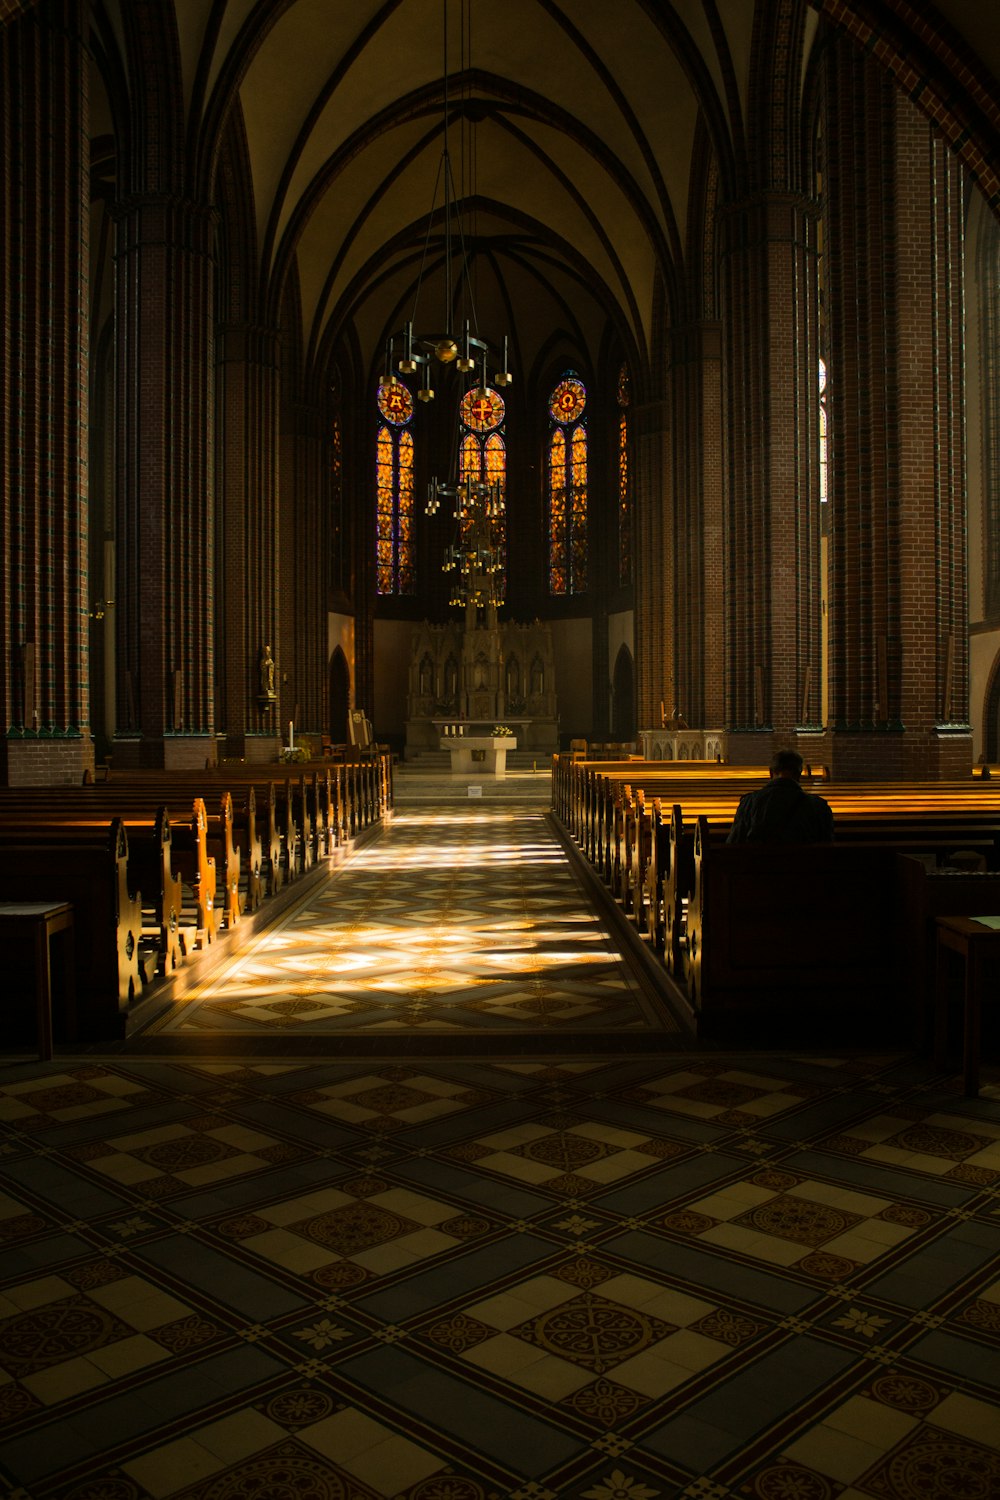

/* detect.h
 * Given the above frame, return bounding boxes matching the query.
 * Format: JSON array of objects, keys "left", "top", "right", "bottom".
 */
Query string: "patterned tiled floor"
[
  {"left": 2, "top": 785, "right": 999, "bottom": 1497},
  {"left": 146, "top": 799, "right": 674, "bottom": 1039},
  {"left": 0, "top": 1052, "right": 998, "bottom": 1498}
]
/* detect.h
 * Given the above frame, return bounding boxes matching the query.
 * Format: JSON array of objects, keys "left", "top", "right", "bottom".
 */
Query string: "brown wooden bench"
[
  {"left": 683, "top": 819, "right": 905, "bottom": 1040},
  {"left": 0, "top": 820, "right": 142, "bottom": 1038}
]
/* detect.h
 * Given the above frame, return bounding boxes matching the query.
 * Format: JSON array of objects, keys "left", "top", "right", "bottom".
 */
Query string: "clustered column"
[
  {"left": 721, "top": 192, "right": 823, "bottom": 760},
  {"left": 669, "top": 322, "right": 725, "bottom": 731},
  {"left": 113, "top": 197, "right": 216, "bottom": 767},
  {"left": 216, "top": 324, "right": 280, "bottom": 758},
  {"left": 0, "top": 0, "right": 92, "bottom": 785},
  {"left": 632, "top": 397, "right": 672, "bottom": 737},
  {"left": 823, "top": 40, "right": 968, "bottom": 779},
  {"left": 280, "top": 399, "right": 327, "bottom": 739}
]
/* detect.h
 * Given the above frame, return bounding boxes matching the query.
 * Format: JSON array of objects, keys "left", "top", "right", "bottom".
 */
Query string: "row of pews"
[
  {"left": 0, "top": 754, "right": 392, "bottom": 1045},
  {"left": 552, "top": 754, "right": 1000, "bottom": 1044}
]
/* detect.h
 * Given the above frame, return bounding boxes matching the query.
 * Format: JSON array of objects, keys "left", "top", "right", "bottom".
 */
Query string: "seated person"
[{"left": 727, "top": 749, "right": 834, "bottom": 844}]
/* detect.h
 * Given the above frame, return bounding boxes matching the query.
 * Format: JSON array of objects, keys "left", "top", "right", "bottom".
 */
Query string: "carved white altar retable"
[{"left": 405, "top": 607, "right": 558, "bottom": 756}]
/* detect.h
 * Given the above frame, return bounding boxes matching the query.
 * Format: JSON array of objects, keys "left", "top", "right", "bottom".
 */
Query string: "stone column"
[
  {"left": 669, "top": 322, "right": 725, "bottom": 730},
  {"left": 280, "top": 398, "right": 327, "bottom": 738},
  {"left": 633, "top": 398, "right": 672, "bottom": 736},
  {"left": 720, "top": 192, "right": 823, "bottom": 764},
  {"left": 216, "top": 324, "right": 280, "bottom": 760},
  {"left": 0, "top": 0, "right": 93, "bottom": 785},
  {"left": 113, "top": 196, "right": 216, "bottom": 768},
  {"left": 823, "top": 42, "right": 968, "bottom": 779}
]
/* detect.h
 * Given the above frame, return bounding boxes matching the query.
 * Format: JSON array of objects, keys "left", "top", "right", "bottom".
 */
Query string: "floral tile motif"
[
  {"left": 732, "top": 1193, "right": 864, "bottom": 1248},
  {"left": 0, "top": 1027, "right": 999, "bottom": 1500},
  {"left": 680, "top": 1178, "right": 923, "bottom": 1272},
  {"left": 289, "top": 1071, "right": 495, "bottom": 1126},
  {"left": 823, "top": 1111, "right": 1000, "bottom": 1178},
  {"left": 85, "top": 1120, "right": 285, "bottom": 1188},
  {"left": 0, "top": 1294, "right": 135, "bottom": 1377},
  {"left": 171, "top": 1436, "right": 384, "bottom": 1499},
  {"left": 0, "top": 1067, "right": 150, "bottom": 1124},
  {"left": 619, "top": 1068, "right": 811, "bottom": 1122},
  {"left": 859, "top": 1425, "right": 1000, "bottom": 1499},
  {"left": 462, "top": 1121, "right": 664, "bottom": 1189}
]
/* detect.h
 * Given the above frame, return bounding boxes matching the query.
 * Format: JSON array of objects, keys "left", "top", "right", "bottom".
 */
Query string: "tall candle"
[{"left": 289, "top": 720, "right": 294, "bottom": 750}]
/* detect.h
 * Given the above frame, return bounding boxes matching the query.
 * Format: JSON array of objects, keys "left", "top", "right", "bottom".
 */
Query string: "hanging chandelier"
[
  {"left": 379, "top": 0, "right": 511, "bottom": 404},
  {"left": 380, "top": 0, "right": 510, "bottom": 612}
]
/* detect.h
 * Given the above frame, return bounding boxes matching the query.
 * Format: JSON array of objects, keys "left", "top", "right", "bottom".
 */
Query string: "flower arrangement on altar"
[{"left": 491, "top": 725, "right": 514, "bottom": 737}]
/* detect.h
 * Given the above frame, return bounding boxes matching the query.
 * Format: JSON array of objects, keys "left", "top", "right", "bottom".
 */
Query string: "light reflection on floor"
[{"left": 149, "top": 800, "right": 674, "bottom": 1036}]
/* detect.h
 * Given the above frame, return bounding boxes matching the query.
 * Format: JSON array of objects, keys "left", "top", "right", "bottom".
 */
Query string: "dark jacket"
[{"left": 726, "top": 777, "right": 834, "bottom": 844}]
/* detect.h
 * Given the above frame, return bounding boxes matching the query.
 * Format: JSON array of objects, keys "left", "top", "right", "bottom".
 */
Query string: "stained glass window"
[
  {"left": 458, "top": 386, "right": 507, "bottom": 599},
  {"left": 617, "top": 363, "right": 631, "bottom": 585},
  {"left": 548, "top": 371, "right": 588, "bottom": 594},
  {"left": 375, "top": 380, "right": 416, "bottom": 595}
]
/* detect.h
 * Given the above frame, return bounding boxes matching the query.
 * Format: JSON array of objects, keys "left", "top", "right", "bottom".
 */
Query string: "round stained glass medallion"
[
  {"left": 460, "top": 386, "right": 505, "bottom": 432},
  {"left": 377, "top": 379, "right": 414, "bottom": 425},
  {"left": 550, "top": 376, "right": 587, "bottom": 424}
]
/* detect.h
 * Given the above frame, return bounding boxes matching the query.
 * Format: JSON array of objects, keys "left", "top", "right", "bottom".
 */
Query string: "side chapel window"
[
  {"left": 458, "top": 385, "right": 507, "bottom": 600},
  {"left": 376, "top": 379, "right": 415, "bottom": 595},
  {"left": 617, "top": 362, "right": 631, "bottom": 584},
  {"left": 548, "top": 372, "right": 588, "bottom": 594}
]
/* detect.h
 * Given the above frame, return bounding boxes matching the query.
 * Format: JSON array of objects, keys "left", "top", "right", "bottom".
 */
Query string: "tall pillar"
[
  {"left": 216, "top": 325, "right": 280, "bottom": 759},
  {"left": 280, "top": 399, "right": 326, "bottom": 737},
  {"left": 113, "top": 197, "right": 216, "bottom": 768},
  {"left": 633, "top": 398, "right": 672, "bottom": 734},
  {"left": 721, "top": 193, "right": 823, "bottom": 763},
  {"left": 823, "top": 43, "right": 968, "bottom": 779},
  {"left": 669, "top": 322, "right": 724, "bottom": 729},
  {"left": 0, "top": 0, "right": 93, "bottom": 785}
]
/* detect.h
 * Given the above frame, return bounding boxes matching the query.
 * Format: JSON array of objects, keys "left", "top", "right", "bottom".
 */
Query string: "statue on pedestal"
[{"left": 257, "top": 644, "right": 277, "bottom": 708}]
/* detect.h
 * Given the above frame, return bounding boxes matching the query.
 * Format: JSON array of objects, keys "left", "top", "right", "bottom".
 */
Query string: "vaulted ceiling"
[{"left": 90, "top": 0, "right": 1000, "bottom": 387}]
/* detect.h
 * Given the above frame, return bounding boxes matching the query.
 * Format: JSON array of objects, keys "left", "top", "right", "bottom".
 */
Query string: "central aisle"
[{"left": 143, "top": 778, "right": 682, "bottom": 1048}]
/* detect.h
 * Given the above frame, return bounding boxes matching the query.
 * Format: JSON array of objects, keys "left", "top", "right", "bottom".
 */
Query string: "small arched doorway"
[
  {"left": 329, "top": 647, "right": 351, "bottom": 746},
  {"left": 612, "top": 644, "right": 635, "bottom": 741}
]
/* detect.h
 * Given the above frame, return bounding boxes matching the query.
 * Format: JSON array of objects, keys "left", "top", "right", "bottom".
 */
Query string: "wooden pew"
[
  {"left": 0, "top": 820, "right": 142, "bottom": 1038},
  {"left": 684, "top": 816, "right": 905, "bottom": 1040},
  {"left": 898, "top": 856, "right": 1000, "bottom": 1049},
  {"left": 205, "top": 791, "right": 243, "bottom": 930},
  {"left": 0, "top": 792, "right": 219, "bottom": 953}
]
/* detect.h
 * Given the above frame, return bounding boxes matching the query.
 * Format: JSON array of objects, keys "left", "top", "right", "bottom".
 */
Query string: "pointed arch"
[
  {"left": 329, "top": 646, "right": 351, "bottom": 744},
  {"left": 612, "top": 643, "right": 635, "bottom": 741}
]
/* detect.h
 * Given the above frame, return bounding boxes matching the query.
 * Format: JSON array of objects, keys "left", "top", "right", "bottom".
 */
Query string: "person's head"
[{"left": 770, "top": 749, "right": 804, "bottom": 780}]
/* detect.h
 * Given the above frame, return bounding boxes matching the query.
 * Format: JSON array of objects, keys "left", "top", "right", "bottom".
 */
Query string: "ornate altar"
[{"left": 405, "top": 611, "right": 558, "bottom": 754}]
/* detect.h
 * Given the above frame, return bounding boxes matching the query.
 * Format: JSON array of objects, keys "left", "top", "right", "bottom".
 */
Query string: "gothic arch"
[
  {"left": 329, "top": 646, "right": 351, "bottom": 744},
  {"left": 612, "top": 643, "right": 635, "bottom": 741},
  {"left": 983, "top": 648, "right": 1000, "bottom": 763}
]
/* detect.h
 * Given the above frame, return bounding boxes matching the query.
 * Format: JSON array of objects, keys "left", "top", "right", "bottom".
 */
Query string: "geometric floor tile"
[{"left": 1, "top": 789, "right": 999, "bottom": 1500}]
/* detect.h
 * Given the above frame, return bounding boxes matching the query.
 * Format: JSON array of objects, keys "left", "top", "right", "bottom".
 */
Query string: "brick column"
[
  {"left": 632, "top": 398, "right": 672, "bottom": 735},
  {"left": 823, "top": 44, "right": 968, "bottom": 779},
  {"left": 0, "top": 0, "right": 93, "bottom": 786},
  {"left": 216, "top": 324, "right": 280, "bottom": 760},
  {"left": 113, "top": 196, "right": 216, "bottom": 768},
  {"left": 669, "top": 322, "right": 724, "bottom": 729},
  {"left": 721, "top": 193, "right": 823, "bottom": 764},
  {"left": 280, "top": 399, "right": 327, "bottom": 738}
]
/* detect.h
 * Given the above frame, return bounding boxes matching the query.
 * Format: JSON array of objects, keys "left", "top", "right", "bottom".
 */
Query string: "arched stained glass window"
[
  {"left": 458, "top": 385, "right": 507, "bottom": 599},
  {"left": 548, "top": 373, "right": 587, "bottom": 594},
  {"left": 375, "top": 379, "right": 415, "bottom": 595},
  {"left": 617, "top": 363, "right": 631, "bottom": 585}
]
